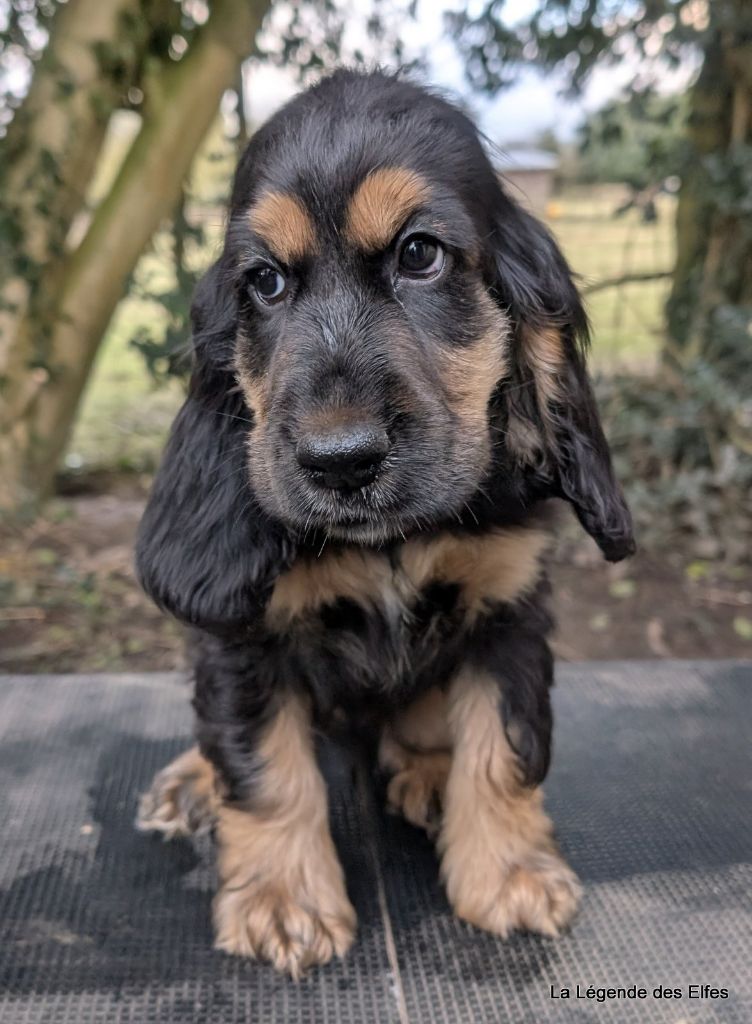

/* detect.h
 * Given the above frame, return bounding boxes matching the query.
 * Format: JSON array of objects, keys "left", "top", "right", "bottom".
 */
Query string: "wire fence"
[{"left": 547, "top": 184, "right": 675, "bottom": 374}]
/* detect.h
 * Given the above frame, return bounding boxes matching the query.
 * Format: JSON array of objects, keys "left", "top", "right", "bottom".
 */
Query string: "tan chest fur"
[{"left": 265, "top": 526, "right": 550, "bottom": 630}]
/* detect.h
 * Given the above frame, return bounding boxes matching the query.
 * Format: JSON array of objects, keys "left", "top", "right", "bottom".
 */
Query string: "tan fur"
[
  {"left": 383, "top": 742, "right": 451, "bottom": 838},
  {"left": 506, "top": 415, "right": 544, "bottom": 465},
  {"left": 506, "top": 326, "right": 565, "bottom": 462},
  {"left": 389, "top": 687, "right": 450, "bottom": 752},
  {"left": 345, "top": 167, "right": 431, "bottom": 252},
  {"left": 524, "top": 325, "right": 564, "bottom": 408},
  {"left": 432, "top": 288, "right": 510, "bottom": 479},
  {"left": 379, "top": 688, "right": 451, "bottom": 837},
  {"left": 401, "top": 526, "right": 550, "bottom": 621},
  {"left": 233, "top": 335, "right": 281, "bottom": 500},
  {"left": 267, "top": 548, "right": 396, "bottom": 627},
  {"left": 234, "top": 360, "right": 276, "bottom": 506},
  {"left": 213, "top": 694, "right": 355, "bottom": 975},
  {"left": 136, "top": 745, "right": 219, "bottom": 839},
  {"left": 439, "top": 669, "right": 581, "bottom": 938},
  {"left": 234, "top": 362, "right": 267, "bottom": 421},
  {"left": 438, "top": 315, "right": 509, "bottom": 431},
  {"left": 247, "top": 191, "right": 318, "bottom": 264},
  {"left": 268, "top": 526, "right": 547, "bottom": 630},
  {"left": 297, "top": 404, "right": 375, "bottom": 435}
]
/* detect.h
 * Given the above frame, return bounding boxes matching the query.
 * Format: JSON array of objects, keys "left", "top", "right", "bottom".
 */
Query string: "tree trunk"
[
  {"left": 0, "top": 0, "right": 269, "bottom": 515},
  {"left": 0, "top": 0, "right": 147, "bottom": 356},
  {"left": 665, "top": 1, "right": 752, "bottom": 369}
]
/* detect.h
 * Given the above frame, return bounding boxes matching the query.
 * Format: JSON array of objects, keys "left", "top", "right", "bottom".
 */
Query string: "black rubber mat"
[{"left": 0, "top": 663, "right": 749, "bottom": 1023}]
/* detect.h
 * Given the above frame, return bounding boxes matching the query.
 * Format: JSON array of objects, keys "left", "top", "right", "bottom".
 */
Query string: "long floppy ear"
[
  {"left": 135, "top": 261, "right": 296, "bottom": 630},
  {"left": 489, "top": 192, "right": 635, "bottom": 562}
]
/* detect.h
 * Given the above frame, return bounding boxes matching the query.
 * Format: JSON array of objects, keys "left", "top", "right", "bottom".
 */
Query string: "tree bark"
[
  {"left": 0, "top": 0, "right": 147, "bottom": 354},
  {"left": 665, "top": 1, "right": 752, "bottom": 367},
  {"left": 0, "top": 0, "right": 269, "bottom": 514}
]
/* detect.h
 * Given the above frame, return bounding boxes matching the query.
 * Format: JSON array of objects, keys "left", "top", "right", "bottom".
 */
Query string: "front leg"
[
  {"left": 439, "top": 623, "right": 580, "bottom": 938},
  {"left": 379, "top": 688, "right": 451, "bottom": 838},
  {"left": 194, "top": 636, "right": 356, "bottom": 976},
  {"left": 137, "top": 744, "right": 219, "bottom": 839}
]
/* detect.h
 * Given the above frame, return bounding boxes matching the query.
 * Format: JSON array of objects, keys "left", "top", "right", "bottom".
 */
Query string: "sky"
[
  {"left": 244, "top": 0, "right": 692, "bottom": 146},
  {"left": 0, "top": 0, "right": 694, "bottom": 146}
]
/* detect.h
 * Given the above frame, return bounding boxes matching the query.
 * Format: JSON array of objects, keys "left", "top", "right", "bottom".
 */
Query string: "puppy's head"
[
  {"left": 137, "top": 71, "right": 634, "bottom": 627},
  {"left": 228, "top": 72, "right": 633, "bottom": 554}
]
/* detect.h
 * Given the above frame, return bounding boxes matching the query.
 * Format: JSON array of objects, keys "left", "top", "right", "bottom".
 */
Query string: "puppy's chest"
[{"left": 265, "top": 526, "right": 549, "bottom": 694}]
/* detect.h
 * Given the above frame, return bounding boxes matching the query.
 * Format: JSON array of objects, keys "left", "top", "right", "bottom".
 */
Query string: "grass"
[
  {"left": 548, "top": 184, "right": 674, "bottom": 371},
  {"left": 66, "top": 183, "right": 675, "bottom": 475},
  {"left": 67, "top": 294, "right": 182, "bottom": 475}
]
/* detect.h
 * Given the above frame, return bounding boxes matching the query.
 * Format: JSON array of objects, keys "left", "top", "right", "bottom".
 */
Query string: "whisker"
[
  {"left": 207, "top": 408, "right": 255, "bottom": 427},
  {"left": 209, "top": 442, "right": 250, "bottom": 475},
  {"left": 463, "top": 502, "right": 479, "bottom": 526},
  {"left": 203, "top": 464, "right": 249, "bottom": 501},
  {"left": 231, "top": 495, "right": 255, "bottom": 533}
]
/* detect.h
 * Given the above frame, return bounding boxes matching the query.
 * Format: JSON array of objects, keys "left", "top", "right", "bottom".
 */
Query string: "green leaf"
[
  {"left": 685, "top": 561, "right": 711, "bottom": 582},
  {"left": 609, "top": 579, "right": 636, "bottom": 599},
  {"left": 33, "top": 548, "right": 58, "bottom": 567}
]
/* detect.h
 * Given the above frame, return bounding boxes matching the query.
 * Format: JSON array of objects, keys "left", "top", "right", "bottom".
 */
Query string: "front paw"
[
  {"left": 444, "top": 847, "right": 581, "bottom": 939},
  {"left": 386, "top": 752, "right": 450, "bottom": 838},
  {"left": 214, "top": 877, "right": 356, "bottom": 977},
  {"left": 136, "top": 746, "right": 218, "bottom": 840}
]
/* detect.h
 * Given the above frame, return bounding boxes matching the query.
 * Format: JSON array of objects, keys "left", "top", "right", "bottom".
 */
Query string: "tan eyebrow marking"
[
  {"left": 247, "top": 191, "right": 318, "bottom": 263},
  {"left": 345, "top": 167, "right": 431, "bottom": 252}
]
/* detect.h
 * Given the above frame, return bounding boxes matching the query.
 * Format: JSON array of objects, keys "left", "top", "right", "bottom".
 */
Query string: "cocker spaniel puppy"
[{"left": 135, "top": 70, "right": 634, "bottom": 976}]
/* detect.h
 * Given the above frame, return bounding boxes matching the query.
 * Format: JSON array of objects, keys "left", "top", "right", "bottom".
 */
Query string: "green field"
[
  {"left": 67, "top": 184, "right": 674, "bottom": 475},
  {"left": 549, "top": 185, "right": 674, "bottom": 371}
]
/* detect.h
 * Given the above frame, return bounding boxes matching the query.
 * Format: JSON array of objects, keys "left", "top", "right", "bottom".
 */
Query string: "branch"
[
  {"left": 1, "top": 0, "right": 270, "bottom": 506},
  {"left": 582, "top": 270, "right": 673, "bottom": 296}
]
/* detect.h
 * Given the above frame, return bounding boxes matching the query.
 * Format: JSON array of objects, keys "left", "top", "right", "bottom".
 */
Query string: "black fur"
[
  {"left": 136, "top": 69, "right": 634, "bottom": 802},
  {"left": 135, "top": 265, "right": 297, "bottom": 631},
  {"left": 467, "top": 580, "right": 556, "bottom": 787}
]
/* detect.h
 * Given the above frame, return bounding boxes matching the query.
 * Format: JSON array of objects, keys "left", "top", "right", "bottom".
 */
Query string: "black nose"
[{"left": 296, "top": 425, "right": 389, "bottom": 490}]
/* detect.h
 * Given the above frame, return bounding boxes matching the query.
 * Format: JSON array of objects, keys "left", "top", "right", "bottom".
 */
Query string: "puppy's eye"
[
  {"left": 249, "top": 266, "right": 287, "bottom": 305},
  {"left": 398, "top": 235, "right": 444, "bottom": 278}
]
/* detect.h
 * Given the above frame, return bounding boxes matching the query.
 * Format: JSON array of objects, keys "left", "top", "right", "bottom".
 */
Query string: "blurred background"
[{"left": 1, "top": 0, "right": 750, "bottom": 671}]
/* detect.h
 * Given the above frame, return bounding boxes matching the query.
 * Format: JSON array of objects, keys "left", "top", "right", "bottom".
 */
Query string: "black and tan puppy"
[{"left": 135, "top": 70, "right": 634, "bottom": 976}]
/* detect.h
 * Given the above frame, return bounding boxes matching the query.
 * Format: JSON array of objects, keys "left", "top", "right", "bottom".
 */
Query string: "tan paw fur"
[
  {"left": 443, "top": 845, "right": 581, "bottom": 938},
  {"left": 212, "top": 696, "right": 356, "bottom": 976},
  {"left": 386, "top": 751, "right": 450, "bottom": 837},
  {"left": 441, "top": 669, "right": 581, "bottom": 940},
  {"left": 214, "top": 875, "right": 356, "bottom": 978},
  {"left": 136, "top": 746, "right": 219, "bottom": 839}
]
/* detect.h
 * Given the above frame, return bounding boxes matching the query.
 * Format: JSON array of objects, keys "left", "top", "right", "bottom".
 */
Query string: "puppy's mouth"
[
  {"left": 291, "top": 481, "right": 408, "bottom": 545},
  {"left": 285, "top": 472, "right": 473, "bottom": 546},
  {"left": 256, "top": 428, "right": 490, "bottom": 545}
]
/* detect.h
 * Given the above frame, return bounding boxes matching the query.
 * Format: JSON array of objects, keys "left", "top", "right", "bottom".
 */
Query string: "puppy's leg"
[
  {"left": 440, "top": 658, "right": 580, "bottom": 938},
  {"left": 379, "top": 688, "right": 451, "bottom": 838},
  {"left": 137, "top": 745, "right": 219, "bottom": 839},
  {"left": 209, "top": 692, "right": 355, "bottom": 975}
]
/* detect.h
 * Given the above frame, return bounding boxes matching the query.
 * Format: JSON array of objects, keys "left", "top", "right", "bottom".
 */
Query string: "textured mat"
[{"left": 0, "top": 663, "right": 749, "bottom": 1023}]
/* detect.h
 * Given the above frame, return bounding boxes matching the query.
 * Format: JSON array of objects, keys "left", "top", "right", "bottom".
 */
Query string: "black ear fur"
[
  {"left": 135, "top": 262, "right": 296, "bottom": 630},
  {"left": 489, "top": 191, "right": 635, "bottom": 562}
]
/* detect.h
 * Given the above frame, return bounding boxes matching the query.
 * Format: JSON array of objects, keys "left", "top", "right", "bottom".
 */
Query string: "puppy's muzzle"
[{"left": 296, "top": 424, "right": 389, "bottom": 490}]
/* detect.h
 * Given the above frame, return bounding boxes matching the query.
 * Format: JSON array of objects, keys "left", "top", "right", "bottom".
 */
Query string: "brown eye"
[
  {"left": 398, "top": 235, "right": 444, "bottom": 278},
  {"left": 250, "top": 266, "right": 287, "bottom": 304}
]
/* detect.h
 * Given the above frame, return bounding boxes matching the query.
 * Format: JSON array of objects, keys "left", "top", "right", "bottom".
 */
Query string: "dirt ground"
[{"left": 1, "top": 477, "right": 750, "bottom": 674}]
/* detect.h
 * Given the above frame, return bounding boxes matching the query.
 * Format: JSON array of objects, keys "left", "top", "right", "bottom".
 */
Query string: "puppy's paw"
[
  {"left": 136, "top": 746, "right": 218, "bottom": 840},
  {"left": 213, "top": 878, "right": 356, "bottom": 977},
  {"left": 445, "top": 847, "right": 581, "bottom": 939},
  {"left": 386, "top": 751, "right": 450, "bottom": 838}
]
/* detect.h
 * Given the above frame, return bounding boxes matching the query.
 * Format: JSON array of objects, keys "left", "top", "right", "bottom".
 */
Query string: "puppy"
[{"left": 135, "top": 70, "right": 634, "bottom": 977}]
